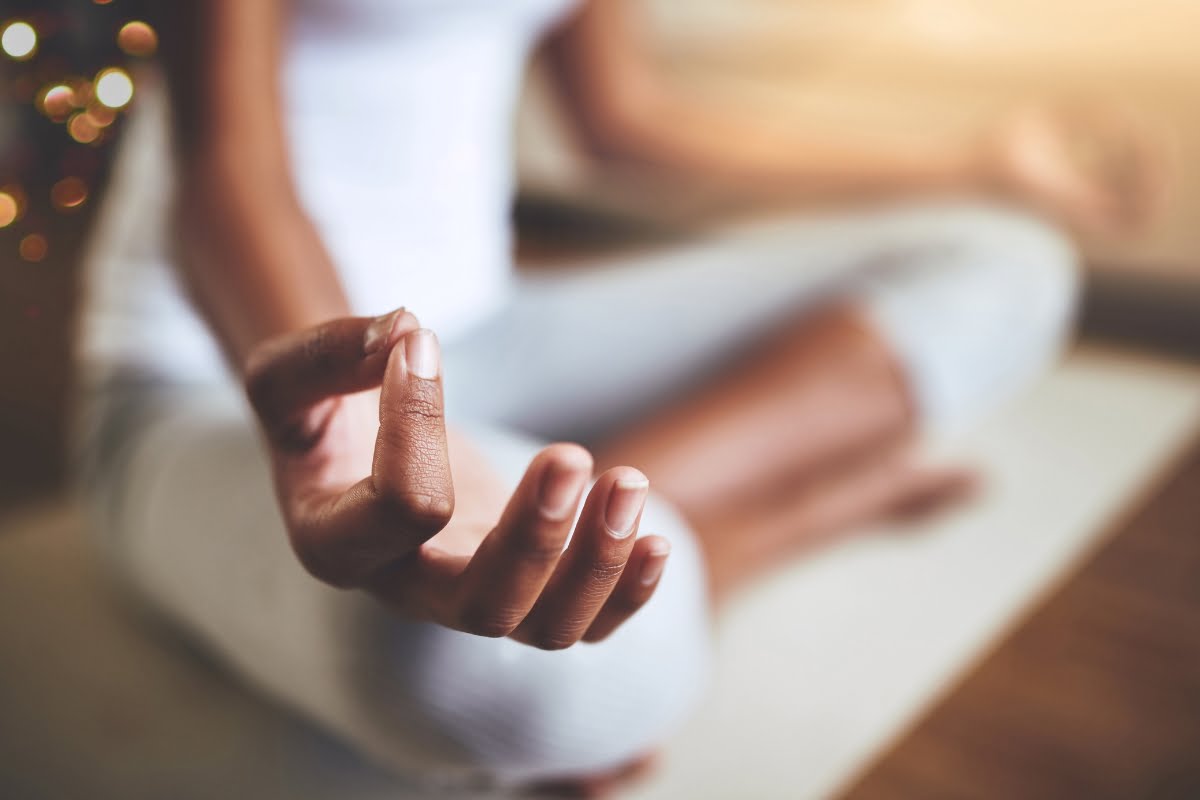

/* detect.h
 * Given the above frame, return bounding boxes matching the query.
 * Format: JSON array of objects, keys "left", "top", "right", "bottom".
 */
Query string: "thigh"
[
  {"left": 82, "top": 379, "right": 711, "bottom": 786},
  {"left": 441, "top": 200, "right": 1061, "bottom": 441}
]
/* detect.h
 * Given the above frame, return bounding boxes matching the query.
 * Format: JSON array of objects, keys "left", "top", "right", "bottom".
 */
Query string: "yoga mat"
[
  {"left": 631, "top": 346, "right": 1200, "bottom": 800},
  {"left": 0, "top": 346, "right": 1197, "bottom": 799}
]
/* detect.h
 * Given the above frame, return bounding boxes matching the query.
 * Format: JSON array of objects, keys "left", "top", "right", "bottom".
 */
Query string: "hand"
[
  {"left": 982, "top": 104, "right": 1168, "bottom": 234},
  {"left": 243, "top": 308, "right": 672, "bottom": 649}
]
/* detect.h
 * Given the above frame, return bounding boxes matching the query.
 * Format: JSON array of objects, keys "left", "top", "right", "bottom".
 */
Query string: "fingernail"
[
  {"left": 640, "top": 546, "right": 670, "bottom": 586},
  {"left": 405, "top": 329, "right": 440, "bottom": 380},
  {"left": 604, "top": 476, "right": 648, "bottom": 539},
  {"left": 363, "top": 308, "right": 406, "bottom": 355},
  {"left": 538, "top": 460, "right": 589, "bottom": 522}
]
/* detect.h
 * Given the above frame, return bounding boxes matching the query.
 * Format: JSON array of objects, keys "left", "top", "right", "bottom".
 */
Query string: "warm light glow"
[
  {"left": 41, "top": 84, "right": 76, "bottom": 120},
  {"left": 68, "top": 112, "right": 101, "bottom": 144},
  {"left": 19, "top": 234, "right": 48, "bottom": 263},
  {"left": 95, "top": 68, "right": 134, "bottom": 109},
  {"left": 0, "top": 192, "right": 17, "bottom": 228},
  {"left": 51, "top": 177, "right": 88, "bottom": 211},
  {"left": 85, "top": 105, "right": 117, "bottom": 127},
  {"left": 1, "top": 184, "right": 27, "bottom": 216},
  {"left": 118, "top": 21, "right": 158, "bottom": 57},
  {"left": 68, "top": 77, "right": 94, "bottom": 107},
  {"left": 1, "top": 21, "right": 37, "bottom": 60}
]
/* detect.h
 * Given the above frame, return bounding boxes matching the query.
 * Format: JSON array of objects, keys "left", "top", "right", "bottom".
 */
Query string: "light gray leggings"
[{"left": 82, "top": 201, "right": 1077, "bottom": 791}]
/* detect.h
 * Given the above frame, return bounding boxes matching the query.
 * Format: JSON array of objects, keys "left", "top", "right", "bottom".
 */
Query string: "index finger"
[
  {"left": 289, "top": 328, "right": 455, "bottom": 587},
  {"left": 245, "top": 308, "right": 420, "bottom": 450}
]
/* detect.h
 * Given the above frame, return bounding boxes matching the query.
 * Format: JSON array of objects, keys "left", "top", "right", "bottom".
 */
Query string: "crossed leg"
[
  {"left": 80, "top": 201, "right": 1077, "bottom": 792},
  {"left": 594, "top": 305, "right": 976, "bottom": 600},
  {"left": 448, "top": 201, "right": 1079, "bottom": 599}
]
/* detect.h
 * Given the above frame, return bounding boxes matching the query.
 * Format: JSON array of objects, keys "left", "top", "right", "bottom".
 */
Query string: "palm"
[
  {"left": 249, "top": 311, "right": 670, "bottom": 649},
  {"left": 312, "top": 390, "right": 509, "bottom": 563}
]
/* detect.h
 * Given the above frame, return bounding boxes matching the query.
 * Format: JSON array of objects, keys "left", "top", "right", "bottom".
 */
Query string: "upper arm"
[
  {"left": 146, "top": 0, "right": 349, "bottom": 365},
  {"left": 543, "top": 0, "right": 664, "bottom": 155},
  {"left": 152, "top": 0, "right": 289, "bottom": 178}
]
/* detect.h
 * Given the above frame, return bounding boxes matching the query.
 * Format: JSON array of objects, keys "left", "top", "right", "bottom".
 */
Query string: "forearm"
[
  {"left": 549, "top": 1, "right": 989, "bottom": 201},
  {"left": 589, "top": 89, "right": 987, "bottom": 199},
  {"left": 175, "top": 155, "right": 350, "bottom": 371},
  {"left": 157, "top": 0, "right": 349, "bottom": 371}
]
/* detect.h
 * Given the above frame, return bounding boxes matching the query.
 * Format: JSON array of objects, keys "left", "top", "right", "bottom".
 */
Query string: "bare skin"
[
  {"left": 548, "top": 2, "right": 1166, "bottom": 233},
  {"left": 594, "top": 307, "right": 915, "bottom": 515},
  {"left": 549, "top": 0, "right": 1166, "bottom": 613},
  {"left": 591, "top": 306, "right": 951, "bottom": 601}
]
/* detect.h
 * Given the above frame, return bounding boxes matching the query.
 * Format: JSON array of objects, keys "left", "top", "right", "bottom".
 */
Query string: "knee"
[
  {"left": 917, "top": 204, "right": 1081, "bottom": 358},
  {"left": 861, "top": 205, "right": 1082, "bottom": 430},
  {"left": 393, "top": 497, "right": 712, "bottom": 785},
  {"left": 969, "top": 206, "right": 1080, "bottom": 348}
]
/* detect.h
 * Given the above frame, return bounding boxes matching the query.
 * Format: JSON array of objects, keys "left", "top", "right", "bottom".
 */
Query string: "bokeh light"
[
  {"left": 85, "top": 105, "right": 117, "bottom": 128},
  {"left": 68, "top": 77, "right": 94, "bottom": 107},
  {"left": 51, "top": 177, "right": 88, "bottom": 211},
  {"left": 94, "top": 67, "right": 133, "bottom": 109},
  {"left": 19, "top": 233, "right": 48, "bottom": 262},
  {"left": 117, "top": 21, "right": 157, "bottom": 57},
  {"left": 40, "top": 84, "right": 77, "bottom": 121},
  {"left": 0, "top": 192, "right": 18, "bottom": 228},
  {"left": 1, "top": 21, "right": 37, "bottom": 60},
  {"left": 68, "top": 112, "right": 101, "bottom": 144}
]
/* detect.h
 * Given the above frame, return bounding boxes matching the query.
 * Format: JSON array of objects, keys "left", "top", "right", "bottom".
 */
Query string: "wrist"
[{"left": 171, "top": 158, "right": 351, "bottom": 368}]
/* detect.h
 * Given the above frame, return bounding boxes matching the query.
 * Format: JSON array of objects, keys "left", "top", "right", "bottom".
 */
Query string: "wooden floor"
[{"left": 842, "top": 437, "right": 1200, "bottom": 800}]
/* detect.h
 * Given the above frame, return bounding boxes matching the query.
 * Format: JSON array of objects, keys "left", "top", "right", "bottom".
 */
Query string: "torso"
[{"left": 79, "top": 0, "right": 579, "bottom": 382}]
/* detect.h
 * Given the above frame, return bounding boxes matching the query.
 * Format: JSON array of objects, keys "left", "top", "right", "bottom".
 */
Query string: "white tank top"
[{"left": 79, "top": 0, "right": 579, "bottom": 382}]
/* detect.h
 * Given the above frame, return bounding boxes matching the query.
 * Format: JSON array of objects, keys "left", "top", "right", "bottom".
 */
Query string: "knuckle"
[
  {"left": 510, "top": 534, "right": 566, "bottom": 565},
  {"left": 400, "top": 394, "right": 444, "bottom": 424},
  {"left": 586, "top": 555, "right": 628, "bottom": 586}
]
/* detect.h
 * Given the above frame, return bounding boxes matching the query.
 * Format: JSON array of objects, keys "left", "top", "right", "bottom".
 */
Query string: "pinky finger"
[{"left": 582, "top": 536, "right": 671, "bottom": 643}]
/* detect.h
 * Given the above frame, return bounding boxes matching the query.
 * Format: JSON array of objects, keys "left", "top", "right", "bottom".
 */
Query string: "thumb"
[
  {"left": 244, "top": 307, "right": 419, "bottom": 449},
  {"left": 371, "top": 327, "right": 455, "bottom": 535},
  {"left": 285, "top": 326, "right": 454, "bottom": 589}
]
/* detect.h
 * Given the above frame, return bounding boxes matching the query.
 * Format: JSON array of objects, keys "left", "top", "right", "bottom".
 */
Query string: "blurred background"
[
  {"left": 4, "top": 0, "right": 1200, "bottom": 496},
  {"left": 1, "top": 1, "right": 1197, "bottom": 798}
]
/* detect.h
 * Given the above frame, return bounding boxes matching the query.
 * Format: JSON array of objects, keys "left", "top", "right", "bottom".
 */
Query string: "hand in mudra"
[{"left": 244, "top": 308, "right": 671, "bottom": 649}]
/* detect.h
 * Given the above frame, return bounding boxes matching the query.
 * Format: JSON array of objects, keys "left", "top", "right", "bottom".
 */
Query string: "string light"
[
  {"left": 85, "top": 104, "right": 117, "bottom": 128},
  {"left": 68, "top": 77, "right": 94, "bottom": 107},
  {"left": 51, "top": 177, "right": 88, "bottom": 211},
  {"left": 68, "top": 111, "right": 101, "bottom": 144},
  {"left": 2, "top": 21, "right": 36, "bottom": 60},
  {"left": 19, "top": 234, "right": 48, "bottom": 262},
  {"left": 2, "top": 21, "right": 37, "bottom": 60},
  {"left": 39, "top": 84, "right": 76, "bottom": 121},
  {"left": 117, "top": 21, "right": 157, "bottom": 57},
  {"left": 0, "top": 192, "right": 17, "bottom": 228},
  {"left": 5, "top": 11, "right": 159, "bottom": 267},
  {"left": 94, "top": 67, "right": 133, "bottom": 109}
]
